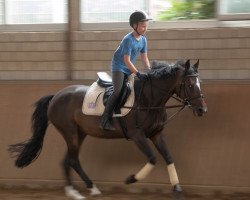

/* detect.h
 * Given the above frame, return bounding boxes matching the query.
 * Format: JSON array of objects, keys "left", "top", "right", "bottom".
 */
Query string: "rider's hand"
[{"left": 136, "top": 72, "right": 149, "bottom": 81}]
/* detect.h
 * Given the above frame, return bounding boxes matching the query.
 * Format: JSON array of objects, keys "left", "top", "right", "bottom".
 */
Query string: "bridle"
[{"left": 174, "top": 73, "right": 204, "bottom": 109}]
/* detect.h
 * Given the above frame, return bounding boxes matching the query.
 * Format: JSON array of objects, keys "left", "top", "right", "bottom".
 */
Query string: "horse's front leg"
[
  {"left": 150, "top": 133, "right": 182, "bottom": 192},
  {"left": 125, "top": 130, "right": 156, "bottom": 184}
]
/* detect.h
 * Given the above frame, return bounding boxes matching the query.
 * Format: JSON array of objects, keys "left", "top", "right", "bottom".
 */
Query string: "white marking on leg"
[
  {"left": 135, "top": 162, "right": 155, "bottom": 181},
  {"left": 65, "top": 186, "right": 86, "bottom": 200},
  {"left": 167, "top": 163, "right": 179, "bottom": 186},
  {"left": 89, "top": 184, "right": 102, "bottom": 195}
]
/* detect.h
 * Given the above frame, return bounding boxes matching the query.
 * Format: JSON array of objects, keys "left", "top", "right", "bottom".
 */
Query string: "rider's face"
[{"left": 134, "top": 21, "right": 149, "bottom": 35}]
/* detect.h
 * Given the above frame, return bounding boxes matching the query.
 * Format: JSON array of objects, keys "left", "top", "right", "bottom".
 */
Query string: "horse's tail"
[{"left": 8, "top": 95, "right": 54, "bottom": 168}]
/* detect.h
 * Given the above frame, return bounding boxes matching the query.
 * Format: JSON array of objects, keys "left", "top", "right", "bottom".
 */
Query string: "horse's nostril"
[{"left": 199, "top": 107, "right": 207, "bottom": 113}]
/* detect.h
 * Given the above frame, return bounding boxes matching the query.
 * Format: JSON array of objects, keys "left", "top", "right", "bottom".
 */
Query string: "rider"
[{"left": 100, "top": 10, "right": 152, "bottom": 131}]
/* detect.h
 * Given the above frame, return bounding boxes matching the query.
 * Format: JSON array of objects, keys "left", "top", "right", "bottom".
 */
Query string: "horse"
[{"left": 9, "top": 59, "right": 207, "bottom": 200}]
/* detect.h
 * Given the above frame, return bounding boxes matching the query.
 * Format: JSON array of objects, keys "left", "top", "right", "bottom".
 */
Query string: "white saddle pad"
[{"left": 82, "top": 74, "right": 135, "bottom": 117}]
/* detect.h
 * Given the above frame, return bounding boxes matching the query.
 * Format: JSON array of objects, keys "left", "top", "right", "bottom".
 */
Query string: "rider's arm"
[
  {"left": 123, "top": 55, "right": 139, "bottom": 75},
  {"left": 140, "top": 53, "right": 151, "bottom": 69}
]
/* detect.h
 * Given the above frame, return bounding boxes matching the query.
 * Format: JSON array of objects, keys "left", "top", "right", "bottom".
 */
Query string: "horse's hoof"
[
  {"left": 125, "top": 174, "right": 137, "bottom": 184},
  {"left": 173, "top": 184, "right": 183, "bottom": 192},
  {"left": 172, "top": 184, "right": 186, "bottom": 200},
  {"left": 89, "top": 184, "right": 102, "bottom": 196}
]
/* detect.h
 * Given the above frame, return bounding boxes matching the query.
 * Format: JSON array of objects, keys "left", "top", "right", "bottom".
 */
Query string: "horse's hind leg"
[
  {"left": 150, "top": 133, "right": 182, "bottom": 193},
  {"left": 62, "top": 131, "right": 85, "bottom": 187},
  {"left": 61, "top": 125, "right": 101, "bottom": 199}
]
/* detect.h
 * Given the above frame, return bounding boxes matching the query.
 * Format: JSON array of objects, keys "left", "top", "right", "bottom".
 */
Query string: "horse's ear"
[
  {"left": 185, "top": 59, "right": 190, "bottom": 70},
  {"left": 194, "top": 59, "right": 199, "bottom": 70}
]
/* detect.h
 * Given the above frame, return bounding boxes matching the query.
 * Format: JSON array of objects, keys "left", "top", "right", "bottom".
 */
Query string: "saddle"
[
  {"left": 97, "top": 72, "right": 131, "bottom": 113},
  {"left": 82, "top": 72, "right": 135, "bottom": 117}
]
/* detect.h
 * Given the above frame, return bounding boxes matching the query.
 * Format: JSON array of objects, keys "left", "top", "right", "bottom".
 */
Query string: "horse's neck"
[{"left": 134, "top": 78, "right": 175, "bottom": 107}]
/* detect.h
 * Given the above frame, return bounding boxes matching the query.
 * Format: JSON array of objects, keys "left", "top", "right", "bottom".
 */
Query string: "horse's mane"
[{"left": 148, "top": 59, "right": 186, "bottom": 79}]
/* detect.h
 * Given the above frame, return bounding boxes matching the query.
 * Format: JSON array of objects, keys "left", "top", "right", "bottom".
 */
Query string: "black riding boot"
[{"left": 99, "top": 103, "right": 116, "bottom": 131}]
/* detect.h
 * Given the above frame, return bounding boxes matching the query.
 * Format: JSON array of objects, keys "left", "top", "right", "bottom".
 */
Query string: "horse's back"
[
  {"left": 54, "top": 85, "right": 88, "bottom": 98},
  {"left": 48, "top": 85, "right": 88, "bottom": 124}
]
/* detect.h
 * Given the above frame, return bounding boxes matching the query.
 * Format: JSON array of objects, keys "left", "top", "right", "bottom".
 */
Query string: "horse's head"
[{"left": 175, "top": 59, "right": 208, "bottom": 116}]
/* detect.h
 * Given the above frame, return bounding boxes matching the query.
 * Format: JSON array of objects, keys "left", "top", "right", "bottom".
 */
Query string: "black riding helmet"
[{"left": 129, "top": 10, "right": 152, "bottom": 27}]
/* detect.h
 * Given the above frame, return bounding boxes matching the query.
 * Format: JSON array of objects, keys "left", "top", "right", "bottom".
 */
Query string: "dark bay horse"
[{"left": 9, "top": 59, "right": 207, "bottom": 200}]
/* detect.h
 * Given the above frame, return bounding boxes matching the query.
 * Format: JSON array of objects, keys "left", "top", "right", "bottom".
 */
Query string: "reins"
[
  {"left": 123, "top": 95, "right": 189, "bottom": 125},
  {"left": 122, "top": 76, "right": 191, "bottom": 128}
]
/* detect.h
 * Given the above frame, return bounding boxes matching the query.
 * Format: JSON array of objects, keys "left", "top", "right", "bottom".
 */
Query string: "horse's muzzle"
[{"left": 193, "top": 105, "right": 208, "bottom": 116}]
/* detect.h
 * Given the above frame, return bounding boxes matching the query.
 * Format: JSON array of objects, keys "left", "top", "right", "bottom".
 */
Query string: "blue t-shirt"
[{"left": 111, "top": 32, "right": 147, "bottom": 75}]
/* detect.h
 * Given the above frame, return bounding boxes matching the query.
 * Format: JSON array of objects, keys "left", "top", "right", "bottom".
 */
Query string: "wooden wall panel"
[{"left": 0, "top": 28, "right": 249, "bottom": 80}]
